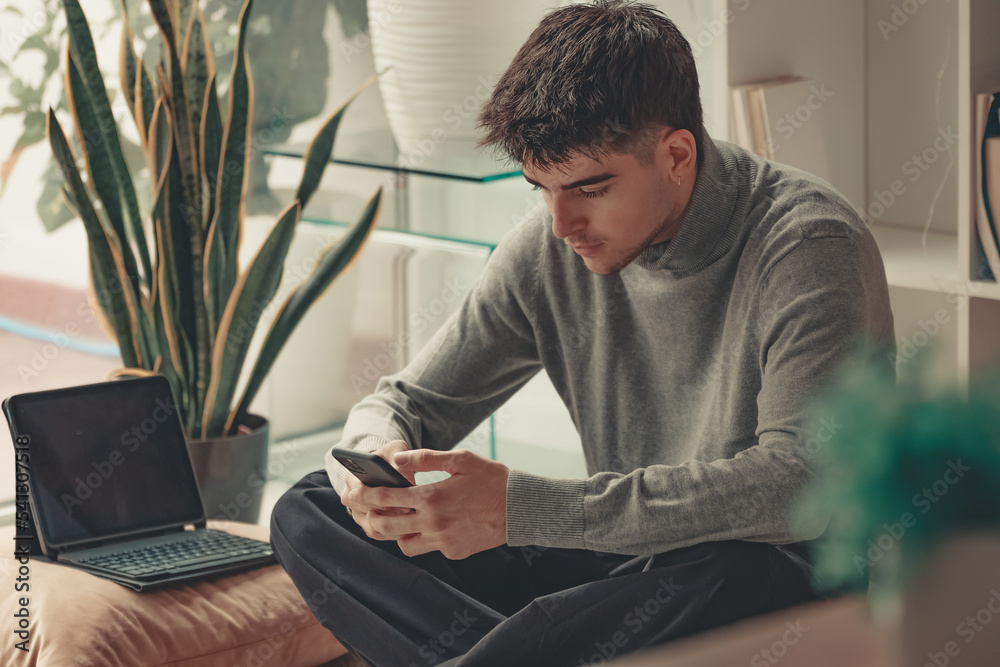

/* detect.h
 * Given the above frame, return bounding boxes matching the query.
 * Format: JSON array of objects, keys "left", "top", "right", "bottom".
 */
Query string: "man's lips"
[{"left": 570, "top": 242, "right": 603, "bottom": 257}]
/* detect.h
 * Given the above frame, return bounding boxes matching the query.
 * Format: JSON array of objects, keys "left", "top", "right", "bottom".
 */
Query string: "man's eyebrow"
[{"left": 522, "top": 172, "right": 616, "bottom": 191}]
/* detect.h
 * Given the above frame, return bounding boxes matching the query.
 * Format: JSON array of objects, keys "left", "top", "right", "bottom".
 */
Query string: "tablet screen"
[{"left": 5, "top": 376, "right": 204, "bottom": 549}]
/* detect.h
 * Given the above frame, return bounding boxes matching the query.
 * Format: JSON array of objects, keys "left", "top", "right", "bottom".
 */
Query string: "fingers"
[
  {"left": 393, "top": 448, "right": 481, "bottom": 474},
  {"left": 343, "top": 482, "right": 422, "bottom": 517},
  {"left": 396, "top": 532, "right": 472, "bottom": 560},
  {"left": 351, "top": 507, "right": 419, "bottom": 542},
  {"left": 367, "top": 509, "right": 421, "bottom": 541},
  {"left": 374, "top": 440, "right": 418, "bottom": 485},
  {"left": 379, "top": 440, "right": 410, "bottom": 456}
]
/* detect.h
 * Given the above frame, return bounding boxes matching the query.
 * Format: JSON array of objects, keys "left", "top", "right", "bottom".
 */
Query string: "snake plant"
[{"left": 48, "top": 0, "right": 382, "bottom": 439}]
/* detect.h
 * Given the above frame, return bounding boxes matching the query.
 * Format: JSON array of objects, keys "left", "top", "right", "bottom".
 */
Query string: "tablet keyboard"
[{"left": 78, "top": 530, "right": 273, "bottom": 578}]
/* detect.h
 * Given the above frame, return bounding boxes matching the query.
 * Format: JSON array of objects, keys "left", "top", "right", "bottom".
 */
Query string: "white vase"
[
  {"left": 367, "top": 0, "right": 567, "bottom": 160},
  {"left": 898, "top": 532, "right": 1000, "bottom": 667}
]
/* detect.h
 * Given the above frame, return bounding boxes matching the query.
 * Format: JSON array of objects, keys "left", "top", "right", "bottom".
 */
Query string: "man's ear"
[{"left": 657, "top": 127, "right": 697, "bottom": 179}]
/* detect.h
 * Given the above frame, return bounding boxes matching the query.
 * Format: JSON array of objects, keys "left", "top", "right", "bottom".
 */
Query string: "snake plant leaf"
[
  {"left": 198, "top": 85, "right": 226, "bottom": 308},
  {"left": 152, "top": 204, "right": 188, "bottom": 419},
  {"left": 146, "top": 99, "right": 172, "bottom": 189},
  {"left": 151, "top": 0, "right": 212, "bottom": 423},
  {"left": 149, "top": 102, "right": 176, "bottom": 298},
  {"left": 61, "top": 0, "right": 151, "bottom": 289},
  {"left": 155, "top": 184, "right": 197, "bottom": 430},
  {"left": 120, "top": 3, "right": 155, "bottom": 145},
  {"left": 118, "top": 1, "right": 137, "bottom": 118},
  {"left": 135, "top": 57, "right": 155, "bottom": 144},
  {"left": 59, "top": 183, "right": 77, "bottom": 213},
  {"left": 295, "top": 73, "right": 379, "bottom": 208},
  {"left": 149, "top": 0, "right": 201, "bottom": 228},
  {"left": 181, "top": 6, "right": 212, "bottom": 149},
  {"left": 83, "top": 254, "right": 120, "bottom": 344},
  {"left": 176, "top": 0, "right": 193, "bottom": 48},
  {"left": 67, "top": 51, "right": 158, "bottom": 366},
  {"left": 65, "top": 51, "right": 132, "bottom": 291},
  {"left": 201, "top": 85, "right": 225, "bottom": 337},
  {"left": 201, "top": 200, "right": 300, "bottom": 438},
  {"left": 153, "top": 64, "right": 170, "bottom": 112},
  {"left": 165, "top": 144, "right": 200, "bottom": 399},
  {"left": 229, "top": 189, "right": 383, "bottom": 432},
  {"left": 151, "top": 100, "right": 196, "bottom": 376},
  {"left": 146, "top": 0, "right": 177, "bottom": 51},
  {"left": 48, "top": 108, "right": 140, "bottom": 368},
  {"left": 199, "top": 84, "right": 224, "bottom": 337},
  {"left": 210, "top": 0, "right": 255, "bottom": 309}
]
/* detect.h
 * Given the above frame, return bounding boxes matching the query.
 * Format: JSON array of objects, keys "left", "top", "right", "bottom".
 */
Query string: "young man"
[{"left": 270, "top": 2, "right": 894, "bottom": 665}]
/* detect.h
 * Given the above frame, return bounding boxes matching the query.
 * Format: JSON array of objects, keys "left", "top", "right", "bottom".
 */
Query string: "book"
[
  {"left": 746, "top": 87, "right": 770, "bottom": 158},
  {"left": 730, "top": 87, "right": 751, "bottom": 151},
  {"left": 974, "top": 92, "right": 1000, "bottom": 280},
  {"left": 729, "top": 76, "right": 832, "bottom": 185}
]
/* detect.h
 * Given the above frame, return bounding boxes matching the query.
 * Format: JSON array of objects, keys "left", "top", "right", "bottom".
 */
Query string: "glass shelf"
[
  {"left": 301, "top": 215, "right": 498, "bottom": 254},
  {"left": 266, "top": 127, "right": 523, "bottom": 183}
]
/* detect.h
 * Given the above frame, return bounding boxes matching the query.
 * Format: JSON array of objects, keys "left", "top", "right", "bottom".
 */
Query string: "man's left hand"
[{"left": 360, "top": 449, "right": 509, "bottom": 560}]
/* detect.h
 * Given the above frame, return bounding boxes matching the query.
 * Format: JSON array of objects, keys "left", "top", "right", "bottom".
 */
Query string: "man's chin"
[
  {"left": 582, "top": 256, "right": 626, "bottom": 275},
  {"left": 581, "top": 249, "right": 640, "bottom": 275}
]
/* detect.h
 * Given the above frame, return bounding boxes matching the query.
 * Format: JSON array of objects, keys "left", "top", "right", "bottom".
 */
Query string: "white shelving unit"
[{"left": 714, "top": 0, "right": 1000, "bottom": 387}]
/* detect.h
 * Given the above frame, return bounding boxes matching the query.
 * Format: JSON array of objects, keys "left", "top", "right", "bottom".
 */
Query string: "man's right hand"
[{"left": 340, "top": 440, "right": 417, "bottom": 540}]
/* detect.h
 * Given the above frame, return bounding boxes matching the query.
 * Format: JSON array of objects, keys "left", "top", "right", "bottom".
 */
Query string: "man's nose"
[{"left": 549, "top": 195, "right": 585, "bottom": 240}]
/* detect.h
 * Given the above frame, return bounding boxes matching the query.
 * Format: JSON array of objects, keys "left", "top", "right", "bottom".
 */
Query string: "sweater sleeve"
[
  {"left": 325, "top": 218, "right": 545, "bottom": 495},
  {"left": 505, "top": 232, "right": 895, "bottom": 554}
]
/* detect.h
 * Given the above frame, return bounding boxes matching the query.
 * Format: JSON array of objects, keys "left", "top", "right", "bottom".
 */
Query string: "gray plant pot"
[{"left": 185, "top": 414, "right": 269, "bottom": 525}]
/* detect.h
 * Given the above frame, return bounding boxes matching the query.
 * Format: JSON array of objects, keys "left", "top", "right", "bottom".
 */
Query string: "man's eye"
[
  {"left": 579, "top": 187, "right": 608, "bottom": 199},
  {"left": 531, "top": 185, "right": 540, "bottom": 191}
]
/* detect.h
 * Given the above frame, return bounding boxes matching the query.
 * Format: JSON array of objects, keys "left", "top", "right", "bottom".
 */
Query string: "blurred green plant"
[
  {"left": 48, "top": 0, "right": 382, "bottom": 439},
  {"left": 792, "top": 352, "right": 1000, "bottom": 597},
  {"left": 2, "top": 0, "right": 370, "bottom": 227},
  {"left": 1, "top": 0, "right": 75, "bottom": 229}
]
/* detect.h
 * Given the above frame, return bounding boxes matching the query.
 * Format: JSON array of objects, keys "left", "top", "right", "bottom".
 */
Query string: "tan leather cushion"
[{"left": 0, "top": 520, "right": 346, "bottom": 667}]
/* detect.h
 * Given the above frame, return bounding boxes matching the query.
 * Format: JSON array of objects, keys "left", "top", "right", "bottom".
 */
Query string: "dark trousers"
[{"left": 270, "top": 470, "right": 820, "bottom": 667}]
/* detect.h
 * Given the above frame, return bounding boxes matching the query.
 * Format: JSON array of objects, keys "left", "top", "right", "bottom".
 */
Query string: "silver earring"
[{"left": 677, "top": 177, "right": 681, "bottom": 186}]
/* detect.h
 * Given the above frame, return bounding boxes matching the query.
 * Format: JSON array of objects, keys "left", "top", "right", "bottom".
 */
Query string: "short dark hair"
[{"left": 477, "top": 0, "right": 704, "bottom": 170}]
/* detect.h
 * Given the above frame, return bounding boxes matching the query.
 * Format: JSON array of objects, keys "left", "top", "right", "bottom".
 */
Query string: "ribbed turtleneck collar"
[{"left": 634, "top": 131, "right": 752, "bottom": 274}]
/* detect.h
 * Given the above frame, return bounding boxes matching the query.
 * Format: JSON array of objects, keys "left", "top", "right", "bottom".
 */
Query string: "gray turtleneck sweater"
[{"left": 325, "top": 133, "right": 895, "bottom": 556}]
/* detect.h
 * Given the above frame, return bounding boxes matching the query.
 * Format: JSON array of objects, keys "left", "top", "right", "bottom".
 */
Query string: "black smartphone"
[{"left": 331, "top": 447, "right": 413, "bottom": 488}]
